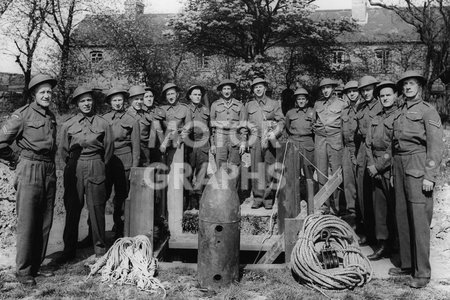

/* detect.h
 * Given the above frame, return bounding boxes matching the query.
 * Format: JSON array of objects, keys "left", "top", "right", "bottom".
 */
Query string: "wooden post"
[
  {"left": 167, "top": 144, "right": 185, "bottom": 236},
  {"left": 277, "top": 141, "right": 301, "bottom": 233},
  {"left": 127, "top": 167, "right": 154, "bottom": 239},
  {"left": 284, "top": 218, "right": 304, "bottom": 263},
  {"left": 257, "top": 167, "right": 342, "bottom": 264}
]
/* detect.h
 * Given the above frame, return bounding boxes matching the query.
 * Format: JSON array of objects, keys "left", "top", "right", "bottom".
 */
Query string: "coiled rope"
[
  {"left": 87, "top": 235, "right": 166, "bottom": 297},
  {"left": 291, "top": 214, "right": 372, "bottom": 293}
]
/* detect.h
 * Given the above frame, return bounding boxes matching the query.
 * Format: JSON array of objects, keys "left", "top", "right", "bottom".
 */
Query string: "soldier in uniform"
[
  {"left": 185, "top": 85, "right": 210, "bottom": 209},
  {"left": 365, "top": 81, "right": 398, "bottom": 260},
  {"left": 341, "top": 81, "right": 360, "bottom": 219},
  {"left": 313, "top": 78, "right": 347, "bottom": 214},
  {"left": 0, "top": 74, "right": 57, "bottom": 285},
  {"left": 389, "top": 71, "right": 443, "bottom": 288},
  {"left": 284, "top": 87, "right": 315, "bottom": 212},
  {"left": 242, "top": 78, "right": 285, "bottom": 209},
  {"left": 126, "top": 85, "right": 153, "bottom": 166},
  {"left": 210, "top": 79, "right": 244, "bottom": 171},
  {"left": 143, "top": 87, "right": 164, "bottom": 164},
  {"left": 103, "top": 87, "right": 140, "bottom": 238},
  {"left": 355, "top": 75, "right": 381, "bottom": 244},
  {"left": 57, "top": 86, "right": 114, "bottom": 263}
]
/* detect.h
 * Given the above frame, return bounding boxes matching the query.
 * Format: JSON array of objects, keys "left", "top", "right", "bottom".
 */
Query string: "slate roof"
[{"left": 71, "top": 8, "right": 419, "bottom": 47}]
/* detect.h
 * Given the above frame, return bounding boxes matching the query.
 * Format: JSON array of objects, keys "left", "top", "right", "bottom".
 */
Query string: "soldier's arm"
[
  {"left": 209, "top": 103, "right": 216, "bottom": 146},
  {"left": 239, "top": 103, "right": 249, "bottom": 146},
  {"left": 104, "top": 123, "right": 115, "bottom": 165},
  {"left": 365, "top": 121, "right": 376, "bottom": 168},
  {"left": 131, "top": 120, "right": 140, "bottom": 168},
  {"left": 180, "top": 107, "right": 193, "bottom": 141},
  {"left": 0, "top": 111, "right": 23, "bottom": 162},
  {"left": 273, "top": 101, "right": 285, "bottom": 137},
  {"left": 59, "top": 123, "right": 70, "bottom": 165},
  {"left": 423, "top": 108, "right": 444, "bottom": 183}
]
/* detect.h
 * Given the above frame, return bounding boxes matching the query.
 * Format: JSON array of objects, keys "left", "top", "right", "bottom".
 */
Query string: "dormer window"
[{"left": 91, "top": 50, "right": 103, "bottom": 63}]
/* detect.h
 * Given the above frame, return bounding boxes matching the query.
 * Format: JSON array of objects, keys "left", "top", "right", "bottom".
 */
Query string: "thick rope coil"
[
  {"left": 290, "top": 214, "right": 373, "bottom": 292},
  {"left": 87, "top": 235, "right": 166, "bottom": 297}
]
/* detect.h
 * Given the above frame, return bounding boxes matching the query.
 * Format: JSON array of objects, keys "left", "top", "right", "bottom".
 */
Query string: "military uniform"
[
  {"left": 392, "top": 97, "right": 443, "bottom": 279},
  {"left": 313, "top": 95, "right": 347, "bottom": 212},
  {"left": 0, "top": 101, "right": 56, "bottom": 277},
  {"left": 365, "top": 105, "right": 397, "bottom": 242},
  {"left": 59, "top": 113, "right": 114, "bottom": 257},
  {"left": 185, "top": 102, "right": 210, "bottom": 208},
  {"left": 356, "top": 98, "right": 382, "bottom": 237},
  {"left": 285, "top": 106, "right": 315, "bottom": 211},
  {"left": 242, "top": 95, "right": 285, "bottom": 207},
  {"left": 341, "top": 101, "right": 358, "bottom": 215},
  {"left": 102, "top": 110, "right": 140, "bottom": 234},
  {"left": 210, "top": 98, "right": 244, "bottom": 167}
]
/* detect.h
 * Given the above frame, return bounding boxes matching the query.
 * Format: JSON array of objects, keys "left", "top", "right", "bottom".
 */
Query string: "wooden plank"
[
  {"left": 284, "top": 218, "right": 304, "bottom": 263},
  {"left": 154, "top": 236, "right": 170, "bottom": 260},
  {"left": 127, "top": 167, "right": 154, "bottom": 238},
  {"left": 167, "top": 145, "right": 185, "bottom": 235},
  {"left": 257, "top": 167, "right": 343, "bottom": 264},
  {"left": 277, "top": 142, "right": 301, "bottom": 233},
  {"left": 169, "top": 233, "right": 281, "bottom": 251},
  {"left": 158, "top": 262, "right": 287, "bottom": 271}
]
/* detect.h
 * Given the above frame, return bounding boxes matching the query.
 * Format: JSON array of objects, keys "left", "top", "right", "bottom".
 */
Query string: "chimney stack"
[
  {"left": 352, "top": 0, "right": 368, "bottom": 24},
  {"left": 125, "top": 0, "right": 144, "bottom": 18}
]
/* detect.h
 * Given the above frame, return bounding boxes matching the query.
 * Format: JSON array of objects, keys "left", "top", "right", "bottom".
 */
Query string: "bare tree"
[
  {"left": 369, "top": 0, "right": 450, "bottom": 93},
  {"left": 6, "top": 0, "right": 49, "bottom": 101},
  {"left": 0, "top": 0, "right": 14, "bottom": 16}
]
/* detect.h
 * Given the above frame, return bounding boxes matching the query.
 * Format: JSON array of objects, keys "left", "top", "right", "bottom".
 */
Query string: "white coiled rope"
[
  {"left": 291, "top": 214, "right": 373, "bottom": 293},
  {"left": 87, "top": 235, "right": 166, "bottom": 297}
]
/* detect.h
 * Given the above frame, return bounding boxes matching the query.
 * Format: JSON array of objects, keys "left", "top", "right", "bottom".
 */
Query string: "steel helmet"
[
  {"left": 105, "top": 87, "right": 129, "bottom": 102},
  {"left": 397, "top": 70, "right": 426, "bottom": 87},
  {"left": 217, "top": 79, "right": 237, "bottom": 91},
  {"left": 375, "top": 80, "right": 397, "bottom": 97},
  {"left": 28, "top": 74, "right": 57, "bottom": 91},
  {"left": 358, "top": 75, "right": 380, "bottom": 89},
  {"left": 70, "top": 86, "right": 95, "bottom": 104},
  {"left": 343, "top": 80, "right": 358, "bottom": 92},
  {"left": 128, "top": 85, "right": 146, "bottom": 98},
  {"left": 251, "top": 77, "right": 268, "bottom": 90},
  {"left": 293, "top": 87, "right": 309, "bottom": 96}
]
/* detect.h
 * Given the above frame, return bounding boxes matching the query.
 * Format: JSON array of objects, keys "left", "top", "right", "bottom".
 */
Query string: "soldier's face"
[
  {"left": 189, "top": 88, "right": 202, "bottom": 104},
  {"left": 110, "top": 94, "right": 124, "bottom": 111},
  {"left": 221, "top": 85, "right": 233, "bottom": 99},
  {"left": 296, "top": 95, "right": 307, "bottom": 108},
  {"left": 379, "top": 87, "right": 396, "bottom": 108},
  {"left": 360, "top": 85, "right": 375, "bottom": 102},
  {"left": 346, "top": 88, "right": 359, "bottom": 102},
  {"left": 253, "top": 84, "right": 266, "bottom": 98},
  {"left": 403, "top": 78, "right": 420, "bottom": 99},
  {"left": 130, "top": 95, "right": 143, "bottom": 110},
  {"left": 34, "top": 83, "right": 53, "bottom": 108},
  {"left": 321, "top": 85, "right": 333, "bottom": 98},
  {"left": 166, "top": 88, "right": 178, "bottom": 104},
  {"left": 143, "top": 91, "right": 154, "bottom": 107},
  {"left": 77, "top": 94, "right": 93, "bottom": 114}
]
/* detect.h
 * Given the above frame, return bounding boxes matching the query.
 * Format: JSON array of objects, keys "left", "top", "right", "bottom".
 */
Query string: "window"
[
  {"left": 374, "top": 48, "right": 391, "bottom": 72},
  {"left": 197, "top": 52, "right": 210, "bottom": 69},
  {"left": 332, "top": 49, "right": 347, "bottom": 64},
  {"left": 90, "top": 51, "right": 103, "bottom": 63}
]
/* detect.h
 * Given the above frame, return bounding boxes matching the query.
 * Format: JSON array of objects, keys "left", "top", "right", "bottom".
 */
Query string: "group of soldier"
[{"left": 0, "top": 69, "right": 443, "bottom": 289}]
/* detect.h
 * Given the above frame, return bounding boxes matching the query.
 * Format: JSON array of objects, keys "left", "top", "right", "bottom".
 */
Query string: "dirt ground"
[{"left": 1, "top": 131, "right": 450, "bottom": 299}]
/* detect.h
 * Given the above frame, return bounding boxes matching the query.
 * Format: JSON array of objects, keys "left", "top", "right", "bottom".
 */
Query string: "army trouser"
[
  {"left": 356, "top": 143, "right": 375, "bottom": 239},
  {"left": 63, "top": 155, "right": 106, "bottom": 256},
  {"left": 314, "top": 135, "right": 342, "bottom": 212},
  {"left": 342, "top": 146, "right": 357, "bottom": 215},
  {"left": 214, "top": 132, "right": 241, "bottom": 192},
  {"left": 15, "top": 156, "right": 56, "bottom": 276},
  {"left": 186, "top": 143, "right": 209, "bottom": 209},
  {"left": 106, "top": 150, "right": 132, "bottom": 233},
  {"left": 250, "top": 137, "right": 277, "bottom": 206},
  {"left": 393, "top": 153, "right": 433, "bottom": 279},
  {"left": 139, "top": 141, "right": 151, "bottom": 167},
  {"left": 371, "top": 172, "right": 395, "bottom": 241},
  {"left": 291, "top": 140, "right": 315, "bottom": 212}
]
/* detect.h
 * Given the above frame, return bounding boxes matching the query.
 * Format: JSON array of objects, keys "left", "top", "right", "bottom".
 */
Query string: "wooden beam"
[
  {"left": 257, "top": 167, "right": 343, "bottom": 264},
  {"left": 167, "top": 145, "right": 185, "bottom": 235},
  {"left": 158, "top": 262, "right": 287, "bottom": 271},
  {"left": 284, "top": 218, "right": 304, "bottom": 263},
  {"left": 169, "top": 233, "right": 281, "bottom": 251}
]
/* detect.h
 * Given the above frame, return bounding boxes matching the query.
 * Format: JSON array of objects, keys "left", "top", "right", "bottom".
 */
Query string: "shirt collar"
[
  {"left": 30, "top": 101, "right": 47, "bottom": 116},
  {"left": 76, "top": 112, "right": 94, "bottom": 123},
  {"left": 406, "top": 95, "right": 422, "bottom": 109}
]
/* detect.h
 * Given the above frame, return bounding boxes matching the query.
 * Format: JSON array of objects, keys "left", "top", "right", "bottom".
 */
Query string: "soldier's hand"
[
  {"left": 390, "top": 176, "right": 394, "bottom": 187},
  {"left": 239, "top": 144, "right": 246, "bottom": 155},
  {"left": 267, "top": 131, "right": 276, "bottom": 141},
  {"left": 210, "top": 145, "right": 216, "bottom": 156},
  {"left": 159, "top": 144, "right": 167, "bottom": 154},
  {"left": 422, "top": 179, "right": 434, "bottom": 192},
  {"left": 367, "top": 165, "right": 378, "bottom": 177}
]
